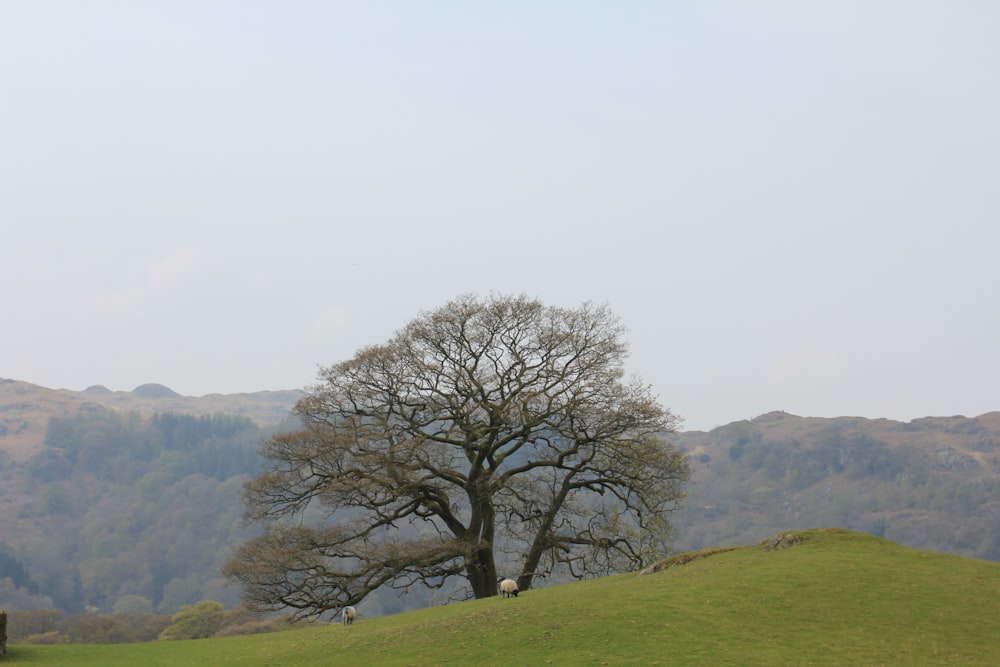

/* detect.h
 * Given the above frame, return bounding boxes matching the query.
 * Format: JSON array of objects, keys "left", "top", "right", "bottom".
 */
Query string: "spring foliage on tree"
[
  {"left": 225, "top": 294, "right": 690, "bottom": 617},
  {"left": 158, "top": 600, "right": 224, "bottom": 640}
]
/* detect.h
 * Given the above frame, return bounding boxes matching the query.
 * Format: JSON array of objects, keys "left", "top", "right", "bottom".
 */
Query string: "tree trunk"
[
  {"left": 518, "top": 480, "right": 573, "bottom": 592},
  {"left": 517, "top": 534, "right": 545, "bottom": 593},
  {"left": 466, "top": 476, "right": 499, "bottom": 597},
  {"left": 465, "top": 543, "right": 498, "bottom": 598}
]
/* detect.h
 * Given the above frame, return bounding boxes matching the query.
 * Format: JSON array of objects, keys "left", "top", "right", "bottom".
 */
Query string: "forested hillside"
[
  {"left": 0, "top": 408, "right": 281, "bottom": 614},
  {"left": 0, "top": 379, "right": 427, "bottom": 619},
  {"left": 672, "top": 410, "right": 1000, "bottom": 560}
]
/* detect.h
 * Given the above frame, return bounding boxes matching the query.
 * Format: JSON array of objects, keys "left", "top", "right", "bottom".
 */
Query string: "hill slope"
[
  {"left": 672, "top": 410, "right": 1000, "bottom": 561},
  {"left": 6, "top": 530, "right": 1000, "bottom": 665}
]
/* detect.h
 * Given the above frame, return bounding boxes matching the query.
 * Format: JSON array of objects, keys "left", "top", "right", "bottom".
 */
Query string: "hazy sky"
[{"left": 3, "top": 2, "right": 998, "bottom": 431}]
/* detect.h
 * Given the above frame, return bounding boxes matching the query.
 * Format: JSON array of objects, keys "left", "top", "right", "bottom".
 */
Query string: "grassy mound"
[{"left": 6, "top": 529, "right": 1000, "bottom": 665}]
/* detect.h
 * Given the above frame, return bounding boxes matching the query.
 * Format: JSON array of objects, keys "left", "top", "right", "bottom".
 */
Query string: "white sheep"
[
  {"left": 342, "top": 606, "right": 357, "bottom": 625},
  {"left": 498, "top": 578, "right": 519, "bottom": 598}
]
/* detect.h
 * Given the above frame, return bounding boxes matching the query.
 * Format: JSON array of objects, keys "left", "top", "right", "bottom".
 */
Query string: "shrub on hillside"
[{"left": 159, "top": 601, "right": 224, "bottom": 641}]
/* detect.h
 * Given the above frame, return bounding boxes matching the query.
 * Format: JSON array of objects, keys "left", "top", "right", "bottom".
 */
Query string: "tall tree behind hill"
[{"left": 226, "top": 294, "right": 690, "bottom": 618}]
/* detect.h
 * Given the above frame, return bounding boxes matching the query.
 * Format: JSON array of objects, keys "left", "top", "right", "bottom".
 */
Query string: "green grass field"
[{"left": 5, "top": 529, "right": 999, "bottom": 665}]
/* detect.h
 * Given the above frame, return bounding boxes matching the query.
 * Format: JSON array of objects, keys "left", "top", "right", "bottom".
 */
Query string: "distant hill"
[
  {"left": 0, "top": 378, "right": 304, "bottom": 616},
  {"left": 0, "top": 378, "right": 302, "bottom": 461},
  {"left": 671, "top": 410, "right": 1000, "bottom": 561}
]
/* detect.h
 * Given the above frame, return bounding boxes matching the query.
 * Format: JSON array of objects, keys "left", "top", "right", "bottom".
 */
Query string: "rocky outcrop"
[
  {"left": 932, "top": 446, "right": 979, "bottom": 471},
  {"left": 760, "top": 532, "right": 805, "bottom": 551}
]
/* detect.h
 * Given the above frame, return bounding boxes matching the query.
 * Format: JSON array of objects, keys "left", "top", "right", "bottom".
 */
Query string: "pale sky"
[{"left": 2, "top": 2, "right": 998, "bottom": 432}]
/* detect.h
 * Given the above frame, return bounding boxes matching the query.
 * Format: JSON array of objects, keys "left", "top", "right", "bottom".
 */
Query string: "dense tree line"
[
  {"left": 0, "top": 545, "right": 36, "bottom": 593},
  {"left": 2, "top": 409, "right": 281, "bottom": 615}
]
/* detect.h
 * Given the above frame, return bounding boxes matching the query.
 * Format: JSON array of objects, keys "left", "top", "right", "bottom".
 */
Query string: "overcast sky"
[{"left": 2, "top": 2, "right": 998, "bottom": 431}]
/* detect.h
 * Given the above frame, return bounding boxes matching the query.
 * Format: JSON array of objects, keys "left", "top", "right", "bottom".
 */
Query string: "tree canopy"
[
  {"left": 225, "top": 294, "right": 690, "bottom": 617},
  {"left": 158, "top": 600, "right": 224, "bottom": 641}
]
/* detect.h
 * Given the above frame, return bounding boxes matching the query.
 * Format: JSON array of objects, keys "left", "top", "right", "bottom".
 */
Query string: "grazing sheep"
[
  {"left": 342, "top": 606, "right": 357, "bottom": 625},
  {"left": 498, "top": 578, "right": 519, "bottom": 598}
]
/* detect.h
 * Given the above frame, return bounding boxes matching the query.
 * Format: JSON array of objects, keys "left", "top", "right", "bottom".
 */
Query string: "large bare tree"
[{"left": 225, "top": 294, "right": 689, "bottom": 617}]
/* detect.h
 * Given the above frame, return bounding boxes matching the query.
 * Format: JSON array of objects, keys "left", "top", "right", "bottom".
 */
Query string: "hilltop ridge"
[{"left": 0, "top": 378, "right": 302, "bottom": 461}]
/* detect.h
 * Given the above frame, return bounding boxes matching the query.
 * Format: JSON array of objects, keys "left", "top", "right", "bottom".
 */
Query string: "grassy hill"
[{"left": 5, "top": 529, "right": 999, "bottom": 665}]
